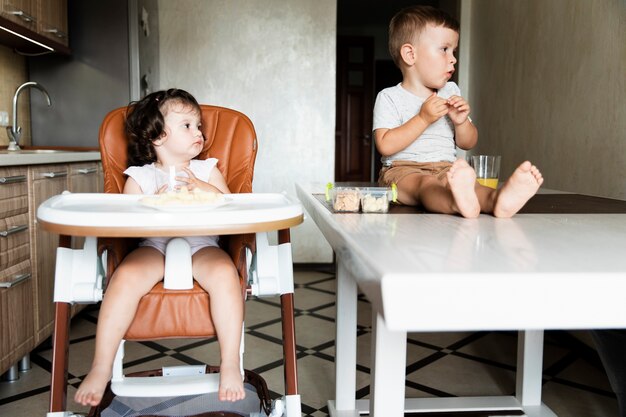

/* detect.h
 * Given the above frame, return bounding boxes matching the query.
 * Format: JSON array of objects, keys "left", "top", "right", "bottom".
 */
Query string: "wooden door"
[{"left": 335, "top": 36, "right": 375, "bottom": 182}]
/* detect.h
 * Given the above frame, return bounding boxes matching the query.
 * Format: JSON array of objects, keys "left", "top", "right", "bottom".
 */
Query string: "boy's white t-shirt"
[{"left": 373, "top": 81, "right": 460, "bottom": 165}]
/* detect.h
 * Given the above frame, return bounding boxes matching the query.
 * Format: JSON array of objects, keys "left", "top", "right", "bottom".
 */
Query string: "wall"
[
  {"left": 129, "top": 0, "right": 160, "bottom": 100},
  {"left": 468, "top": 0, "right": 625, "bottom": 199},
  {"left": 0, "top": 46, "right": 30, "bottom": 146},
  {"left": 29, "top": 0, "right": 131, "bottom": 148},
  {"left": 158, "top": 0, "right": 336, "bottom": 262}
]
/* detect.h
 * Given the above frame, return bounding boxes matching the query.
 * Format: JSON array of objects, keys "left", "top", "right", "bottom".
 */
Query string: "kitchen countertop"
[{"left": 0, "top": 150, "right": 101, "bottom": 166}]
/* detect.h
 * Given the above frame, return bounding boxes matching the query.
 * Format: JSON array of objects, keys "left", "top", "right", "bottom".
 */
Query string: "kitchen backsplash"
[{"left": 0, "top": 45, "right": 30, "bottom": 147}]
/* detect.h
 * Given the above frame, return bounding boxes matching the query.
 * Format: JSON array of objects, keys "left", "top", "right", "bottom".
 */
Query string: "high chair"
[{"left": 45, "top": 105, "right": 302, "bottom": 417}]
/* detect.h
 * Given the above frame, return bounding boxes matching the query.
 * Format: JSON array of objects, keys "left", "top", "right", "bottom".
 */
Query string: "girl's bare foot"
[
  {"left": 446, "top": 159, "right": 480, "bottom": 218},
  {"left": 74, "top": 365, "right": 111, "bottom": 406},
  {"left": 494, "top": 161, "right": 543, "bottom": 218},
  {"left": 219, "top": 363, "right": 245, "bottom": 402}
]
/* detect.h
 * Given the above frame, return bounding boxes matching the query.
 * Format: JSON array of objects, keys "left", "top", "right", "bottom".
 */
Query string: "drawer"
[
  {"left": 0, "top": 259, "right": 31, "bottom": 287},
  {"left": 69, "top": 162, "right": 99, "bottom": 195},
  {"left": 69, "top": 162, "right": 99, "bottom": 176},
  {"left": 30, "top": 164, "right": 70, "bottom": 181},
  {"left": 0, "top": 167, "right": 28, "bottom": 218},
  {"left": 0, "top": 259, "right": 34, "bottom": 373},
  {"left": 0, "top": 213, "right": 30, "bottom": 271}
]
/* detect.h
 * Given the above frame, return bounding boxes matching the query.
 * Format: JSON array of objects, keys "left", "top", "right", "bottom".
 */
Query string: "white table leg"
[
  {"left": 370, "top": 310, "right": 407, "bottom": 417},
  {"left": 516, "top": 330, "right": 545, "bottom": 406},
  {"left": 334, "top": 259, "right": 358, "bottom": 411}
]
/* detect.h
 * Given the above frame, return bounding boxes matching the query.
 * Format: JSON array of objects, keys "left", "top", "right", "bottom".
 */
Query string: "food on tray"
[
  {"left": 141, "top": 188, "right": 224, "bottom": 206},
  {"left": 333, "top": 189, "right": 360, "bottom": 212}
]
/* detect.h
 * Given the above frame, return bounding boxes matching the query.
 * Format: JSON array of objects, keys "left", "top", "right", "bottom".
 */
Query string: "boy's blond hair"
[{"left": 389, "top": 5, "right": 460, "bottom": 68}]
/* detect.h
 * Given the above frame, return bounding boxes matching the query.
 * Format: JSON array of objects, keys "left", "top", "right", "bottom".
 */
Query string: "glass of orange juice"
[{"left": 471, "top": 155, "right": 501, "bottom": 189}]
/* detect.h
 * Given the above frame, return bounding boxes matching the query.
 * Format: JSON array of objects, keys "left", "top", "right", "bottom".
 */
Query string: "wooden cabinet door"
[
  {"left": 0, "top": 166, "right": 34, "bottom": 375},
  {"left": 29, "top": 164, "right": 68, "bottom": 345},
  {"left": 0, "top": 0, "right": 36, "bottom": 31},
  {"left": 36, "top": 0, "right": 67, "bottom": 46},
  {"left": 69, "top": 162, "right": 99, "bottom": 194},
  {"left": 0, "top": 261, "right": 34, "bottom": 374}
]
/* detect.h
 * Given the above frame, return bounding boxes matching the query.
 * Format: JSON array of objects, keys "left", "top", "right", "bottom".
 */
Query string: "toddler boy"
[{"left": 374, "top": 6, "right": 543, "bottom": 218}]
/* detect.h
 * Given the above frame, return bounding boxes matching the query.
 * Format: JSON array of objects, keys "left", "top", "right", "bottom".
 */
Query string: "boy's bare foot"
[
  {"left": 493, "top": 161, "right": 543, "bottom": 218},
  {"left": 74, "top": 365, "right": 111, "bottom": 406},
  {"left": 447, "top": 159, "right": 480, "bottom": 218},
  {"left": 219, "top": 363, "right": 245, "bottom": 402}
]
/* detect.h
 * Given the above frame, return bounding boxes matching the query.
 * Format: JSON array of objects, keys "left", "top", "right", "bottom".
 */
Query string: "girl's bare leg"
[
  {"left": 74, "top": 247, "right": 165, "bottom": 407},
  {"left": 493, "top": 161, "right": 543, "bottom": 218},
  {"left": 192, "top": 247, "right": 245, "bottom": 402}
]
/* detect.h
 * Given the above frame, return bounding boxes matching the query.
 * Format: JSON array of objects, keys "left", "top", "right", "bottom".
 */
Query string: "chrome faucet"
[{"left": 6, "top": 82, "right": 52, "bottom": 151}]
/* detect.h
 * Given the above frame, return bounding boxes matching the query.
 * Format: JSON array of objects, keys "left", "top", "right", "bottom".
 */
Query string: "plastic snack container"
[
  {"left": 359, "top": 187, "right": 390, "bottom": 213},
  {"left": 359, "top": 185, "right": 397, "bottom": 213},
  {"left": 326, "top": 184, "right": 360, "bottom": 212}
]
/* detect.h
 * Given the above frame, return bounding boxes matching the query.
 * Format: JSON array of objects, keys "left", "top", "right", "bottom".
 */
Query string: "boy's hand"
[
  {"left": 446, "top": 95, "right": 471, "bottom": 125},
  {"left": 419, "top": 93, "right": 449, "bottom": 125}
]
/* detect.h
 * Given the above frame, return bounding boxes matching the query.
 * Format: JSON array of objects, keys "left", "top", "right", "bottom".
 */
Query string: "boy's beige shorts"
[{"left": 378, "top": 160, "right": 453, "bottom": 187}]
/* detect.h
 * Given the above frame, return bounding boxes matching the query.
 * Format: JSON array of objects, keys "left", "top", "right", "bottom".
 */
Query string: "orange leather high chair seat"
[{"left": 98, "top": 104, "right": 257, "bottom": 340}]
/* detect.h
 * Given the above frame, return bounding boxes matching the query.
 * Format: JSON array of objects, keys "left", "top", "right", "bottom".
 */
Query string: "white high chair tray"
[
  {"left": 37, "top": 192, "right": 303, "bottom": 237},
  {"left": 139, "top": 196, "right": 232, "bottom": 212}
]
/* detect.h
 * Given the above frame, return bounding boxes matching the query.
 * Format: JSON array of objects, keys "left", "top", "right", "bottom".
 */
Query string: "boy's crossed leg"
[
  {"left": 395, "top": 159, "right": 543, "bottom": 218},
  {"left": 397, "top": 159, "right": 480, "bottom": 218},
  {"left": 446, "top": 159, "right": 481, "bottom": 218},
  {"left": 493, "top": 161, "right": 544, "bottom": 218}
]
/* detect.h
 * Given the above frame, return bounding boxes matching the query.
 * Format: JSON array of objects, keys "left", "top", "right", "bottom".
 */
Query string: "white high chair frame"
[{"left": 37, "top": 192, "right": 304, "bottom": 417}]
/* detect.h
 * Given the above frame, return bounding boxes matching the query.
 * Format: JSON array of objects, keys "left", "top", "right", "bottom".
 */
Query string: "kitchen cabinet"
[
  {"left": 0, "top": 166, "right": 34, "bottom": 374},
  {"left": 29, "top": 163, "right": 68, "bottom": 345},
  {"left": 0, "top": 156, "right": 102, "bottom": 376},
  {"left": 36, "top": 0, "right": 67, "bottom": 47},
  {"left": 0, "top": 0, "right": 69, "bottom": 54},
  {"left": 0, "top": 0, "right": 36, "bottom": 32}
]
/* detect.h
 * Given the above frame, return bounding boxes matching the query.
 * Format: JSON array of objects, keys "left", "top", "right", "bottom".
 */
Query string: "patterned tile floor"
[{"left": 0, "top": 266, "right": 619, "bottom": 417}]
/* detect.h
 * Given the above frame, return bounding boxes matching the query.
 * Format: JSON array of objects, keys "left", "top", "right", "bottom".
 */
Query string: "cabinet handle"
[
  {"left": 0, "top": 273, "right": 31, "bottom": 288},
  {"left": 0, "top": 175, "right": 27, "bottom": 184},
  {"left": 0, "top": 224, "right": 28, "bottom": 237},
  {"left": 41, "top": 171, "right": 68, "bottom": 179},
  {"left": 8, "top": 10, "right": 36, "bottom": 23},
  {"left": 77, "top": 168, "right": 97, "bottom": 174},
  {"left": 43, "top": 28, "right": 68, "bottom": 39}
]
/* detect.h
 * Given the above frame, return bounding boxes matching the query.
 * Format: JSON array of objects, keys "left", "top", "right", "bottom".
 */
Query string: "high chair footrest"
[{"left": 111, "top": 372, "right": 220, "bottom": 397}]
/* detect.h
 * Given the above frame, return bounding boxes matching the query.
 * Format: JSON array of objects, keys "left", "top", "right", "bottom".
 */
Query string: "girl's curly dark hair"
[{"left": 125, "top": 89, "right": 201, "bottom": 167}]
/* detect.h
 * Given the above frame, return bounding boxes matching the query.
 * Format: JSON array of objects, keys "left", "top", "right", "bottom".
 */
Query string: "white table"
[{"left": 296, "top": 183, "right": 626, "bottom": 417}]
